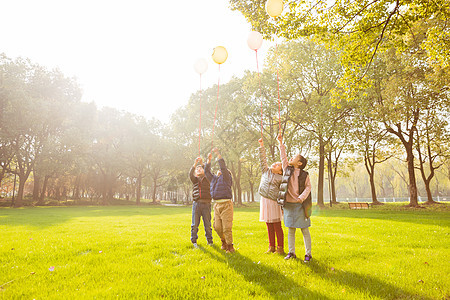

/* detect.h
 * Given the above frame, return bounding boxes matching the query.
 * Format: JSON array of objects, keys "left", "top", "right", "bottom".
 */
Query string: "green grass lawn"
[{"left": 0, "top": 204, "right": 449, "bottom": 299}]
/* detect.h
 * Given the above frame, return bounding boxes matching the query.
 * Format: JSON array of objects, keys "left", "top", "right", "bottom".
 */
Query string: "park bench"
[{"left": 348, "top": 202, "right": 370, "bottom": 209}]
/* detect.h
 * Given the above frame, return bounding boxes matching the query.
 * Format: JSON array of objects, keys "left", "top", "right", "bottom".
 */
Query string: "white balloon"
[
  {"left": 194, "top": 58, "right": 208, "bottom": 74},
  {"left": 247, "top": 31, "right": 263, "bottom": 51}
]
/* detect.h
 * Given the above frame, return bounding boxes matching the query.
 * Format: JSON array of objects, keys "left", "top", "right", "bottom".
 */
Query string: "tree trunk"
[
  {"left": 417, "top": 141, "right": 438, "bottom": 205},
  {"left": 0, "top": 169, "right": 5, "bottom": 189},
  {"left": 364, "top": 153, "right": 383, "bottom": 205},
  {"left": 136, "top": 174, "right": 142, "bottom": 205},
  {"left": 37, "top": 175, "right": 50, "bottom": 206},
  {"left": 14, "top": 174, "right": 27, "bottom": 207},
  {"left": 327, "top": 154, "right": 338, "bottom": 204},
  {"left": 55, "top": 186, "right": 61, "bottom": 201},
  {"left": 236, "top": 160, "right": 242, "bottom": 205},
  {"left": 369, "top": 172, "right": 382, "bottom": 205},
  {"left": 423, "top": 181, "right": 438, "bottom": 205},
  {"left": 405, "top": 147, "right": 419, "bottom": 207},
  {"left": 152, "top": 178, "right": 158, "bottom": 203},
  {"left": 317, "top": 137, "right": 325, "bottom": 207},
  {"left": 386, "top": 120, "right": 420, "bottom": 207},
  {"left": 73, "top": 175, "right": 80, "bottom": 199},
  {"left": 32, "top": 175, "right": 41, "bottom": 202}
]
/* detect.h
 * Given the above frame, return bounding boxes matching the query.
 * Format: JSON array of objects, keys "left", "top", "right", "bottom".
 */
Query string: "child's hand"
[
  {"left": 258, "top": 138, "right": 264, "bottom": 146},
  {"left": 207, "top": 153, "right": 212, "bottom": 162},
  {"left": 195, "top": 157, "right": 202, "bottom": 164},
  {"left": 277, "top": 133, "right": 283, "bottom": 142},
  {"left": 212, "top": 147, "right": 219, "bottom": 154}
]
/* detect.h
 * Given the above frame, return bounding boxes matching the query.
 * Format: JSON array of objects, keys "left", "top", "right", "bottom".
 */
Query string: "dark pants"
[{"left": 191, "top": 201, "right": 213, "bottom": 244}]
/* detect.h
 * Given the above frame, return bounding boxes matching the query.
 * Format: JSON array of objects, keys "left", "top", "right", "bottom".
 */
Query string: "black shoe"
[{"left": 304, "top": 254, "right": 312, "bottom": 262}]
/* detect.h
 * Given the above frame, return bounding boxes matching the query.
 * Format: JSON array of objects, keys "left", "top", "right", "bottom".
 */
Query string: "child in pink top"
[{"left": 277, "top": 133, "right": 313, "bottom": 262}]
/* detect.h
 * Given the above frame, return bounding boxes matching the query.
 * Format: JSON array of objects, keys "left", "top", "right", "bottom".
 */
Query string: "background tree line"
[{"left": 1, "top": 1, "right": 449, "bottom": 207}]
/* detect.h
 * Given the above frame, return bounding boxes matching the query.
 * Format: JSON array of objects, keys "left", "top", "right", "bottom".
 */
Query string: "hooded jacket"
[{"left": 205, "top": 158, "right": 233, "bottom": 200}]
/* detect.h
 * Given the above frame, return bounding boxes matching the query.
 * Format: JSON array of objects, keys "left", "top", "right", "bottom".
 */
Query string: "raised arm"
[
  {"left": 218, "top": 158, "right": 232, "bottom": 184},
  {"left": 214, "top": 148, "right": 231, "bottom": 184},
  {"left": 258, "top": 138, "right": 269, "bottom": 173},
  {"left": 204, "top": 152, "right": 214, "bottom": 181},
  {"left": 278, "top": 133, "right": 288, "bottom": 170},
  {"left": 189, "top": 157, "right": 202, "bottom": 183},
  {"left": 189, "top": 167, "right": 197, "bottom": 183},
  {"left": 212, "top": 147, "right": 222, "bottom": 160}
]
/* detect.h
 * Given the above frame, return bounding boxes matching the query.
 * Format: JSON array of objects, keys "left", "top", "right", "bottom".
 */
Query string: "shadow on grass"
[
  {"left": 0, "top": 206, "right": 190, "bottom": 228},
  {"left": 200, "top": 245, "right": 330, "bottom": 299},
  {"left": 305, "top": 259, "right": 433, "bottom": 300},
  {"left": 312, "top": 206, "right": 450, "bottom": 228}
]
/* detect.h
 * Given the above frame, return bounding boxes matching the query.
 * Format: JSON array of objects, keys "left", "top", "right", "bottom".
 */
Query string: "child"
[
  {"left": 189, "top": 156, "right": 213, "bottom": 248},
  {"left": 277, "top": 133, "right": 313, "bottom": 262},
  {"left": 205, "top": 147, "right": 235, "bottom": 253},
  {"left": 258, "top": 138, "right": 285, "bottom": 254}
]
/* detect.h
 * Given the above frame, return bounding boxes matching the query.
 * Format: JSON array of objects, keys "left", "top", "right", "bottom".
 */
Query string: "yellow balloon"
[
  {"left": 212, "top": 46, "right": 228, "bottom": 65},
  {"left": 265, "top": 0, "right": 283, "bottom": 18}
]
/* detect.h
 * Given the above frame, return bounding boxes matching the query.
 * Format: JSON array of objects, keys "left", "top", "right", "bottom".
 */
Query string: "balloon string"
[
  {"left": 212, "top": 64, "right": 220, "bottom": 149},
  {"left": 198, "top": 74, "right": 202, "bottom": 156},
  {"left": 275, "top": 22, "right": 281, "bottom": 134},
  {"left": 255, "top": 50, "right": 263, "bottom": 139}
]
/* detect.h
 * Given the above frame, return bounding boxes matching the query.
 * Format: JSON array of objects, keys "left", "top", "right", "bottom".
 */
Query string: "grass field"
[{"left": 0, "top": 203, "right": 449, "bottom": 299}]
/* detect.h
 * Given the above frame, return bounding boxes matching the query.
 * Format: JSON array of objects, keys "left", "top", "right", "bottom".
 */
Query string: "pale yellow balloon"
[
  {"left": 212, "top": 46, "right": 228, "bottom": 65},
  {"left": 265, "top": 0, "right": 283, "bottom": 18},
  {"left": 194, "top": 58, "right": 208, "bottom": 75}
]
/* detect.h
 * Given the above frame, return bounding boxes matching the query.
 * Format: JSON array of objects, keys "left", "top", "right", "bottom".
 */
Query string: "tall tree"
[
  {"left": 270, "top": 39, "right": 350, "bottom": 207},
  {"left": 415, "top": 107, "right": 449, "bottom": 204},
  {"left": 0, "top": 55, "right": 81, "bottom": 206}
]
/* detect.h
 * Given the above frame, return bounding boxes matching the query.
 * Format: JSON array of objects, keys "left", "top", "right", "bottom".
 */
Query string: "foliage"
[{"left": 230, "top": 0, "right": 450, "bottom": 98}]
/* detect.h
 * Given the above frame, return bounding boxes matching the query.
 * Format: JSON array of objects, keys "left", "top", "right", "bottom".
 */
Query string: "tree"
[
  {"left": 89, "top": 108, "right": 128, "bottom": 205},
  {"left": 375, "top": 42, "right": 448, "bottom": 206},
  {"left": 415, "top": 107, "right": 449, "bottom": 204},
  {"left": 353, "top": 80, "right": 397, "bottom": 205},
  {"left": 0, "top": 55, "right": 81, "bottom": 206},
  {"left": 270, "top": 39, "right": 350, "bottom": 207},
  {"left": 121, "top": 115, "right": 162, "bottom": 205}
]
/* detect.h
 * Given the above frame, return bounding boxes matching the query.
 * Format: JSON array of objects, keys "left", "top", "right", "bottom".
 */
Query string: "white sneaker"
[{"left": 193, "top": 243, "right": 199, "bottom": 248}]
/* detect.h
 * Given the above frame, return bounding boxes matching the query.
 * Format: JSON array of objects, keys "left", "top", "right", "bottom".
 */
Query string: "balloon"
[
  {"left": 265, "top": 0, "right": 283, "bottom": 18},
  {"left": 212, "top": 46, "right": 228, "bottom": 64},
  {"left": 247, "top": 31, "right": 263, "bottom": 51},
  {"left": 194, "top": 58, "right": 208, "bottom": 75}
]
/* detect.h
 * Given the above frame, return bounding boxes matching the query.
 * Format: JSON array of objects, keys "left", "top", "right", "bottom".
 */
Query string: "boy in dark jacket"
[
  {"left": 189, "top": 156, "right": 213, "bottom": 248},
  {"left": 205, "top": 148, "right": 235, "bottom": 253}
]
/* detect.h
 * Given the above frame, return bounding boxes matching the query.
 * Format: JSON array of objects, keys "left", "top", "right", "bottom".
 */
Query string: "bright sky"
[{"left": 2, "top": 0, "right": 271, "bottom": 123}]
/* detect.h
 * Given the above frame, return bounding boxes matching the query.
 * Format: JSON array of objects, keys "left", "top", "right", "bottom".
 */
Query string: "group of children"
[
  {"left": 189, "top": 134, "right": 313, "bottom": 262},
  {"left": 189, "top": 147, "right": 235, "bottom": 253}
]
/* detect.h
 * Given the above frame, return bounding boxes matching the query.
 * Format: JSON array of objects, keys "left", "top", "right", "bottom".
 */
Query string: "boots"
[
  {"left": 276, "top": 246, "right": 285, "bottom": 255},
  {"left": 265, "top": 246, "right": 276, "bottom": 254},
  {"left": 221, "top": 239, "right": 227, "bottom": 250},
  {"left": 226, "top": 244, "right": 235, "bottom": 254}
]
